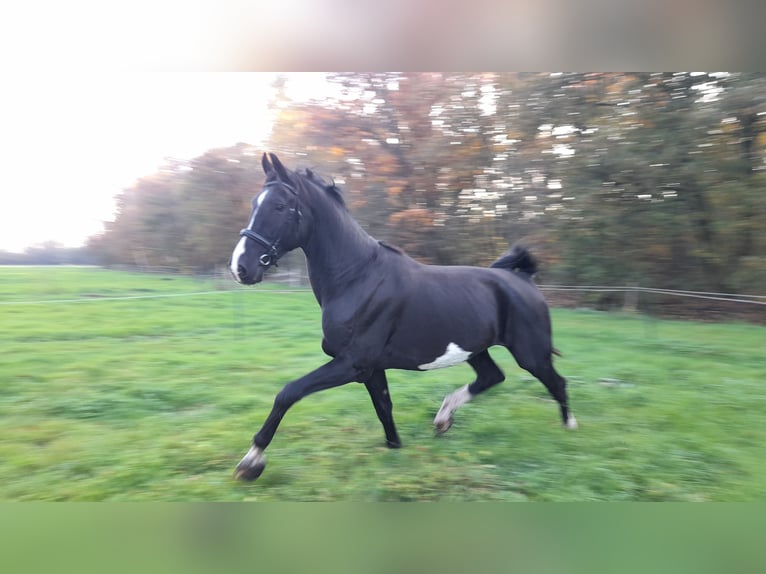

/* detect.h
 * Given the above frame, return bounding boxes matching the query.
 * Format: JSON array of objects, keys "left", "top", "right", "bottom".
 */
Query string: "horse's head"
[{"left": 230, "top": 153, "right": 303, "bottom": 285}]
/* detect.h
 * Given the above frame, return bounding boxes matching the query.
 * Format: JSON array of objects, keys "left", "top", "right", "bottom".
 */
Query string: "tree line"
[
  {"left": 90, "top": 73, "right": 766, "bottom": 304},
  {"left": 0, "top": 243, "right": 96, "bottom": 265}
]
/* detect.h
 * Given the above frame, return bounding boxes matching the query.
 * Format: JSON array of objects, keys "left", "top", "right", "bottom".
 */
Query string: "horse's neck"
[{"left": 301, "top": 202, "right": 378, "bottom": 304}]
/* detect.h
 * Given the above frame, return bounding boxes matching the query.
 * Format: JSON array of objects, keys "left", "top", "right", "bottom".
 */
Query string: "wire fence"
[
  {"left": 2, "top": 282, "right": 764, "bottom": 308},
  {"left": 0, "top": 288, "right": 311, "bottom": 306},
  {"left": 538, "top": 285, "right": 766, "bottom": 306}
]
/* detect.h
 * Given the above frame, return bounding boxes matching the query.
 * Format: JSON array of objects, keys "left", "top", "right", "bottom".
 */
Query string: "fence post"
[{"left": 623, "top": 287, "right": 639, "bottom": 313}]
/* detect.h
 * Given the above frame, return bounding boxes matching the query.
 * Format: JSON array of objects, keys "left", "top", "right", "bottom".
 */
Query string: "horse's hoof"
[
  {"left": 565, "top": 415, "right": 578, "bottom": 430},
  {"left": 433, "top": 416, "right": 453, "bottom": 435},
  {"left": 234, "top": 445, "right": 266, "bottom": 481},
  {"left": 233, "top": 461, "right": 266, "bottom": 481}
]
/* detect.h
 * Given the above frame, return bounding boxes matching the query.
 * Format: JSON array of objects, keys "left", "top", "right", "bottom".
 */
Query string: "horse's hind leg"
[
  {"left": 433, "top": 350, "right": 505, "bottom": 434},
  {"left": 364, "top": 370, "right": 401, "bottom": 448},
  {"left": 514, "top": 351, "right": 577, "bottom": 430}
]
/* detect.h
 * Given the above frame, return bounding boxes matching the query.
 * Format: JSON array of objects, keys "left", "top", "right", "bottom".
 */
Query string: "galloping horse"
[{"left": 230, "top": 153, "right": 576, "bottom": 481}]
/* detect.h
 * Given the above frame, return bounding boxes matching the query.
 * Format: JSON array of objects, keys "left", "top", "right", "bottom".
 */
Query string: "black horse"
[{"left": 229, "top": 153, "right": 576, "bottom": 481}]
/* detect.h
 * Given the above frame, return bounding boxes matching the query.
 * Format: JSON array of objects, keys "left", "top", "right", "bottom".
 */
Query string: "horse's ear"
[
  {"left": 262, "top": 152, "right": 273, "bottom": 176},
  {"left": 268, "top": 153, "right": 292, "bottom": 183}
]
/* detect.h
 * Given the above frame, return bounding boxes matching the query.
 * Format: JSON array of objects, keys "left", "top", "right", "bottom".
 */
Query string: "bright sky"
[{"left": 0, "top": 72, "right": 331, "bottom": 252}]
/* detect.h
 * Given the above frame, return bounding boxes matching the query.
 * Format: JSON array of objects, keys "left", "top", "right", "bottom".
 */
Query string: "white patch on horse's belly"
[{"left": 418, "top": 342, "right": 471, "bottom": 370}]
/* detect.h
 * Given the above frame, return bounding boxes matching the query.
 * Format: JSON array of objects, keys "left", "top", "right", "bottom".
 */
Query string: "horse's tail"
[{"left": 489, "top": 244, "right": 538, "bottom": 276}]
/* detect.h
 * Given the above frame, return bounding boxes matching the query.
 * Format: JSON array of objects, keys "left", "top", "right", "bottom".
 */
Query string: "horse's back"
[{"left": 416, "top": 260, "right": 547, "bottom": 312}]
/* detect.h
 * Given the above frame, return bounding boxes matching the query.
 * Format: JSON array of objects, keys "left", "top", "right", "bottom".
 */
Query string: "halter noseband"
[
  {"left": 239, "top": 228, "right": 281, "bottom": 268},
  {"left": 239, "top": 181, "right": 300, "bottom": 268}
]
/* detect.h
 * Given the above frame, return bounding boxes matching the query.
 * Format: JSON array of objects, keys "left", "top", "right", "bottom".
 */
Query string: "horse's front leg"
[
  {"left": 234, "top": 357, "right": 359, "bottom": 481},
  {"left": 364, "top": 369, "right": 401, "bottom": 448}
]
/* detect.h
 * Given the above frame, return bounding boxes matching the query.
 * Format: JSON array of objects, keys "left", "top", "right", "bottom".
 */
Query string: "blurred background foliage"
[{"left": 83, "top": 73, "right": 765, "bottom": 298}]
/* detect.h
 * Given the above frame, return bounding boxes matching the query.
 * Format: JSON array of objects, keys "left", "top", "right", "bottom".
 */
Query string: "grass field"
[{"left": 1, "top": 266, "right": 764, "bottom": 501}]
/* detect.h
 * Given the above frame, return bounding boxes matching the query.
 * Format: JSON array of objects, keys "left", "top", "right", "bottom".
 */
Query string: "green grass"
[{"left": 1, "top": 267, "right": 764, "bottom": 500}]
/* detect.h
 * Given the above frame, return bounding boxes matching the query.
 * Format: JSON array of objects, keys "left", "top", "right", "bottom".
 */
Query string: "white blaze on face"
[
  {"left": 230, "top": 189, "right": 269, "bottom": 281},
  {"left": 418, "top": 342, "right": 471, "bottom": 370},
  {"left": 230, "top": 236, "right": 248, "bottom": 280}
]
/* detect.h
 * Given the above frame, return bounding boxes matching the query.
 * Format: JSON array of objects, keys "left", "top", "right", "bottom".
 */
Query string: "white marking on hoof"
[
  {"left": 433, "top": 384, "right": 473, "bottom": 433},
  {"left": 419, "top": 343, "right": 471, "bottom": 370},
  {"left": 234, "top": 445, "right": 267, "bottom": 481},
  {"left": 565, "top": 415, "right": 578, "bottom": 430}
]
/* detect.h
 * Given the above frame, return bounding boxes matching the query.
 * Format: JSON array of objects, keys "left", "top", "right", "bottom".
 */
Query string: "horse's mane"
[{"left": 298, "top": 168, "right": 347, "bottom": 209}]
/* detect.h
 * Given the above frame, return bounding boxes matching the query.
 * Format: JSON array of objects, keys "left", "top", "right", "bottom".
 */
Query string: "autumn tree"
[
  {"left": 93, "top": 72, "right": 766, "bottom": 306},
  {"left": 268, "top": 72, "right": 524, "bottom": 264},
  {"left": 539, "top": 73, "right": 766, "bottom": 293},
  {"left": 91, "top": 145, "right": 261, "bottom": 272},
  {"left": 177, "top": 145, "right": 262, "bottom": 271}
]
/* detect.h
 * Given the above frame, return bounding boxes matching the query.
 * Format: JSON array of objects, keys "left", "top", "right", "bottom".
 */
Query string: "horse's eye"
[{"left": 275, "top": 204, "right": 286, "bottom": 212}]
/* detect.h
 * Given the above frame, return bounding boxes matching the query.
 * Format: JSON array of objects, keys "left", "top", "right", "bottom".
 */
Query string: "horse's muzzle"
[{"left": 232, "top": 263, "right": 264, "bottom": 285}]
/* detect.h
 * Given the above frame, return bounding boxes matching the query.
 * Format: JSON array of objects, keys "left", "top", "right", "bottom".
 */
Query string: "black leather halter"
[{"left": 239, "top": 181, "right": 300, "bottom": 268}]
